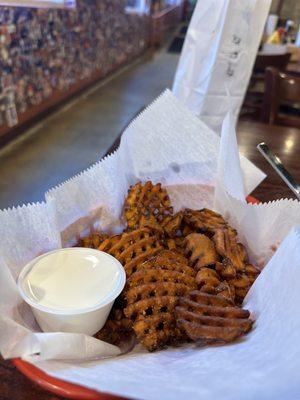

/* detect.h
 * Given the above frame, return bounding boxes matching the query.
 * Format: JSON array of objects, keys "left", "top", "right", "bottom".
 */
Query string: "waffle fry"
[
  {"left": 196, "top": 268, "right": 235, "bottom": 302},
  {"left": 132, "top": 313, "right": 186, "bottom": 351},
  {"left": 77, "top": 232, "right": 109, "bottom": 249},
  {"left": 176, "top": 291, "right": 253, "bottom": 344},
  {"left": 124, "top": 295, "right": 180, "bottom": 350},
  {"left": 162, "top": 212, "right": 193, "bottom": 255},
  {"left": 125, "top": 282, "right": 193, "bottom": 306},
  {"left": 214, "top": 266, "right": 257, "bottom": 303},
  {"left": 213, "top": 229, "right": 246, "bottom": 271},
  {"left": 156, "top": 249, "right": 189, "bottom": 266},
  {"left": 184, "top": 208, "right": 234, "bottom": 235},
  {"left": 195, "top": 267, "right": 220, "bottom": 288},
  {"left": 98, "top": 228, "right": 163, "bottom": 277},
  {"left": 124, "top": 181, "right": 173, "bottom": 230},
  {"left": 227, "top": 268, "right": 259, "bottom": 303},
  {"left": 165, "top": 237, "right": 186, "bottom": 254},
  {"left": 185, "top": 290, "right": 237, "bottom": 307},
  {"left": 162, "top": 211, "right": 184, "bottom": 237},
  {"left": 97, "top": 234, "right": 122, "bottom": 252},
  {"left": 94, "top": 306, "right": 133, "bottom": 348},
  {"left": 214, "top": 281, "right": 235, "bottom": 302},
  {"left": 137, "top": 214, "right": 164, "bottom": 233},
  {"left": 184, "top": 233, "right": 218, "bottom": 269},
  {"left": 123, "top": 250, "right": 196, "bottom": 351},
  {"left": 134, "top": 250, "right": 195, "bottom": 277},
  {"left": 127, "top": 268, "right": 197, "bottom": 289},
  {"left": 79, "top": 180, "right": 258, "bottom": 352},
  {"left": 215, "top": 259, "right": 236, "bottom": 279},
  {"left": 213, "top": 229, "right": 260, "bottom": 302}
]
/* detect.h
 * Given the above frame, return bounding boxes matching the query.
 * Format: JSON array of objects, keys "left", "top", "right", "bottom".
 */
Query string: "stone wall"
[{"left": 0, "top": 0, "right": 149, "bottom": 131}]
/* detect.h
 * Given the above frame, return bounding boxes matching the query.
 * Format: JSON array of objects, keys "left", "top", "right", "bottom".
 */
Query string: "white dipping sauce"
[{"left": 24, "top": 250, "right": 121, "bottom": 311}]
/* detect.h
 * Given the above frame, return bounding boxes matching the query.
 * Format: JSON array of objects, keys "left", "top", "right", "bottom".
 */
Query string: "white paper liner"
[
  {"left": 0, "top": 199, "right": 61, "bottom": 280},
  {"left": 214, "top": 109, "right": 300, "bottom": 267},
  {"left": 0, "top": 90, "right": 300, "bottom": 399},
  {"left": 46, "top": 90, "right": 265, "bottom": 246},
  {"left": 46, "top": 151, "right": 128, "bottom": 246},
  {"left": 24, "top": 228, "right": 300, "bottom": 400}
]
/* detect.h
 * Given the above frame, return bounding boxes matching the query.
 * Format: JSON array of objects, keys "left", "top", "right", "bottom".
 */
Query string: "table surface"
[
  {"left": 287, "top": 60, "right": 300, "bottom": 75},
  {"left": 237, "top": 120, "right": 299, "bottom": 202},
  {"left": 1, "top": 120, "right": 299, "bottom": 400}
]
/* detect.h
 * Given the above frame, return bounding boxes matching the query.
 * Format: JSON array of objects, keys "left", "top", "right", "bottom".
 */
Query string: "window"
[
  {"left": 125, "top": 0, "right": 150, "bottom": 14},
  {"left": 0, "top": 0, "right": 75, "bottom": 8}
]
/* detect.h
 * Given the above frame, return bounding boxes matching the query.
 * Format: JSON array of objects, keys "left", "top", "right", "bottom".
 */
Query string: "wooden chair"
[
  {"left": 261, "top": 67, "right": 300, "bottom": 128},
  {"left": 241, "top": 53, "right": 291, "bottom": 118},
  {"left": 253, "top": 53, "right": 291, "bottom": 75}
]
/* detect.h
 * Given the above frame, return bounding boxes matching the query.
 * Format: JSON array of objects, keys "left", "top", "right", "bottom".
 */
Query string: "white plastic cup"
[{"left": 18, "top": 248, "right": 126, "bottom": 336}]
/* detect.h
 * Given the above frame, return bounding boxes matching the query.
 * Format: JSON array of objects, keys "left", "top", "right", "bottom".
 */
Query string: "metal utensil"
[{"left": 257, "top": 142, "right": 300, "bottom": 200}]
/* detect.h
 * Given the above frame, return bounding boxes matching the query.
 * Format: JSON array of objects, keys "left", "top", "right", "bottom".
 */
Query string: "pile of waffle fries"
[{"left": 78, "top": 181, "right": 260, "bottom": 351}]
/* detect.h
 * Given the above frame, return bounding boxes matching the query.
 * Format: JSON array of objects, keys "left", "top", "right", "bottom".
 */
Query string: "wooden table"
[
  {"left": 287, "top": 61, "right": 300, "bottom": 76},
  {"left": 237, "top": 121, "right": 300, "bottom": 202},
  {"left": 1, "top": 120, "right": 299, "bottom": 400}
]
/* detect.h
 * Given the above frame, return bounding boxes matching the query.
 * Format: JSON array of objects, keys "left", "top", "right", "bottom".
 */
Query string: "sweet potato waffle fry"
[
  {"left": 183, "top": 232, "right": 235, "bottom": 302},
  {"left": 99, "top": 228, "right": 163, "bottom": 277},
  {"left": 125, "top": 282, "right": 193, "bottom": 306},
  {"left": 162, "top": 212, "right": 193, "bottom": 255},
  {"left": 94, "top": 305, "right": 134, "bottom": 351},
  {"left": 124, "top": 181, "right": 173, "bottom": 231},
  {"left": 133, "top": 250, "right": 195, "bottom": 277},
  {"left": 127, "top": 268, "right": 197, "bottom": 289},
  {"left": 124, "top": 296, "right": 183, "bottom": 351},
  {"left": 184, "top": 208, "right": 236, "bottom": 236},
  {"left": 80, "top": 180, "right": 260, "bottom": 351},
  {"left": 185, "top": 233, "right": 218, "bottom": 269},
  {"left": 132, "top": 314, "right": 186, "bottom": 351},
  {"left": 162, "top": 211, "right": 184, "bottom": 237},
  {"left": 77, "top": 232, "right": 109, "bottom": 249},
  {"left": 165, "top": 237, "right": 186, "bottom": 254},
  {"left": 176, "top": 291, "right": 253, "bottom": 344},
  {"left": 213, "top": 229, "right": 246, "bottom": 271},
  {"left": 195, "top": 268, "right": 235, "bottom": 302},
  {"left": 155, "top": 249, "right": 189, "bottom": 267},
  {"left": 123, "top": 251, "right": 196, "bottom": 351},
  {"left": 213, "top": 229, "right": 260, "bottom": 303},
  {"left": 125, "top": 295, "right": 179, "bottom": 320}
]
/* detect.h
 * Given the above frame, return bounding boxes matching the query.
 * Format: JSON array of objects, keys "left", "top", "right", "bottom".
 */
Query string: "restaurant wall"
[
  {"left": 0, "top": 0, "right": 149, "bottom": 136},
  {"left": 270, "top": 0, "right": 300, "bottom": 26}
]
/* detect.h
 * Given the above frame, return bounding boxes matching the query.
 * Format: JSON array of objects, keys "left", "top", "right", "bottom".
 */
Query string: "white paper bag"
[{"left": 172, "top": 0, "right": 272, "bottom": 134}]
